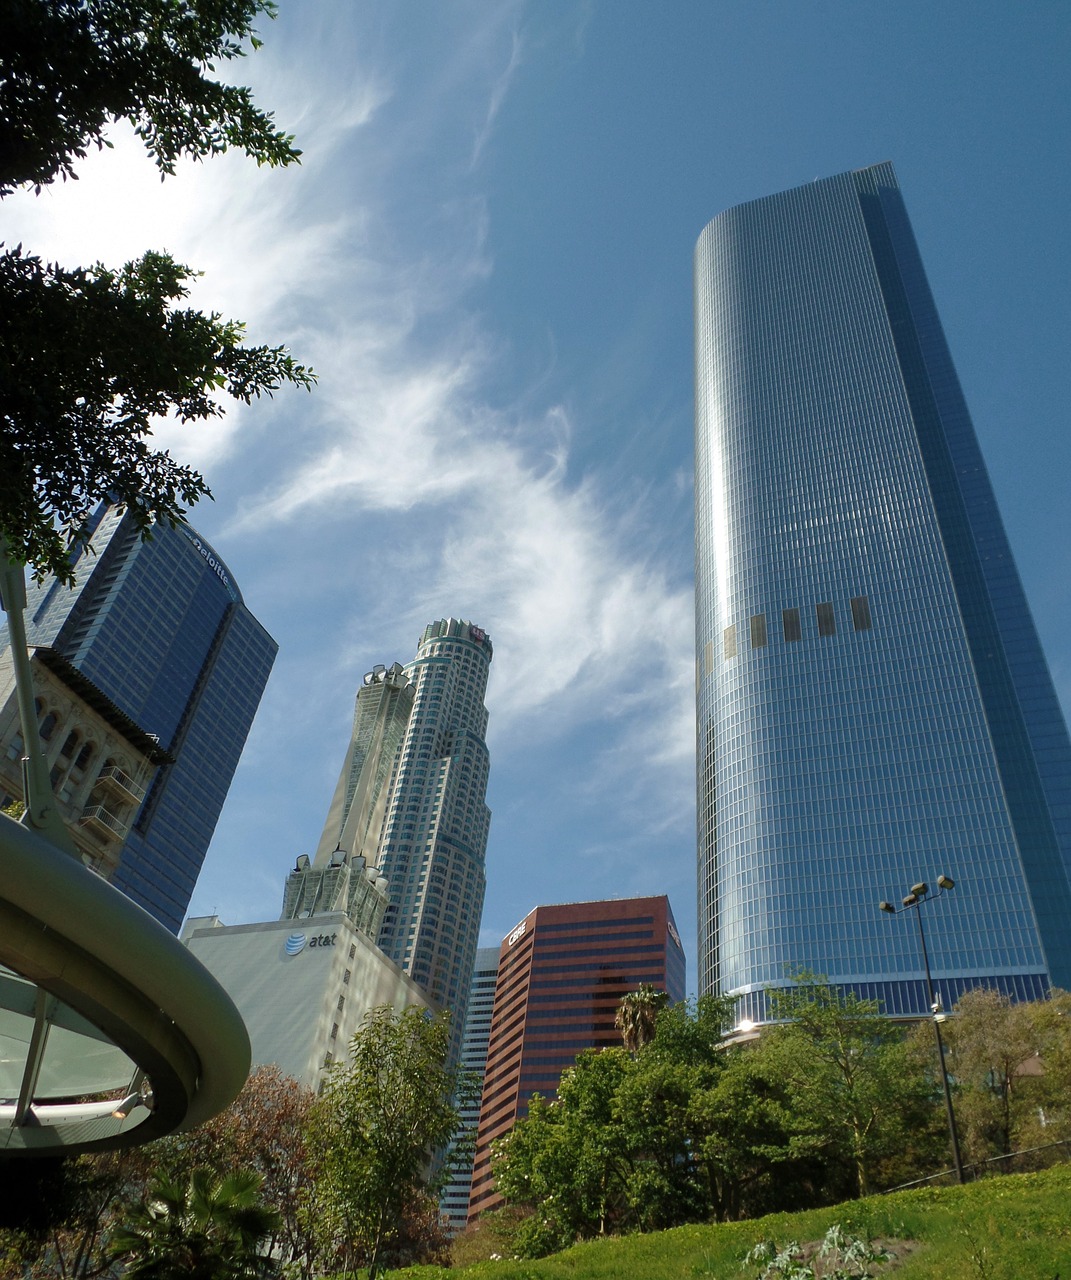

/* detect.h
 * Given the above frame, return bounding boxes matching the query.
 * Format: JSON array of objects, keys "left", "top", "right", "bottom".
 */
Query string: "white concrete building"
[{"left": 182, "top": 911, "right": 430, "bottom": 1093}]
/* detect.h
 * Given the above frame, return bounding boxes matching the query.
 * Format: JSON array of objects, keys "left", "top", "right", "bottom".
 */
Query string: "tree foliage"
[
  {"left": 492, "top": 997, "right": 742, "bottom": 1253},
  {"left": 683, "top": 1041, "right": 827, "bottom": 1222},
  {"left": 0, "top": 0, "right": 299, "bottom": 195},
  {"left": 491, "top": 985, "right": 947, "bottom": 1257},
  {"left": 156, "top": 1065, "right": 317, "bottom": 1277},
  {"left": 757, "top": 976, "right": 940, "bottom": 1198},
  {"left": 108, "top": 1167, "right": 279, "bottom": 1280},
  {"left": 0, "top": 1066, "right": 312, "bottom": 1280},
  {"left": 0, "top": 246, "right": 312, "bottom": 580},
  {"left": 302, "top": 1005, "right": 464, "bottom": 1280},
  {"left": 937, "top": 987, "right": 1036, "bottom": 1163},
  {"left": 614, "top": 984, "right": 668, "bottom": 1056},
  {"left": 935, "top": 986, "right": 1071, "bottom": 1169},
  {"left": 493, "top": 1049, "right": 634, "bottom": 1255},
  {"left": 0, "top": 0, "right": 313, "bottom": 582},
  {"left": 0, "top": 1145, "right": 158, "bottom": 1280}
]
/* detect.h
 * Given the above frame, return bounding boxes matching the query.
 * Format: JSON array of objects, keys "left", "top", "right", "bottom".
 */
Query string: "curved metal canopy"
[{"left": 0, "top": 811, "right": 251, "bottom": 1155}]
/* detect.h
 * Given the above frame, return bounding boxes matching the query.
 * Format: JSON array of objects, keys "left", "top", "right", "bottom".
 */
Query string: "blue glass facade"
[
  {"left": 22, "top": 505, "right": 277, "bottom": 931},
  {"left": 694, "top": 163, "right": 1071, "bottom": 1019},
  {"left": 440, "top": 944, "right": 500, "bottom": 1233}
]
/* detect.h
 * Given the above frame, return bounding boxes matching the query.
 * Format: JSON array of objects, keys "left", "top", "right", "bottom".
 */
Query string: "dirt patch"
[{"left": 788, "top": 1235, "right": 922, "bottom": 1276}]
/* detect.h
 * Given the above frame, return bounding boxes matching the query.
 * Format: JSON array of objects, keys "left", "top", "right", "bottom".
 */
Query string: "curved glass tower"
[{"left": 694, "top": 163, "right": 1071, "bottom": 1020}]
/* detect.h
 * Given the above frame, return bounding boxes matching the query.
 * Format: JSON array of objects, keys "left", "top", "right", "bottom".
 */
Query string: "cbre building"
[
  {"left": 694, "top": 163, "right": 1071, "bottom": 1022},
  {"left": 467, "top": 896, "right": 685, "bottom": 1221}
]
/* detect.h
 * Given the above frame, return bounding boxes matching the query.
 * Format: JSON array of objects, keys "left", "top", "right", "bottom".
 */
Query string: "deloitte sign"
[{"left": 283, "top": 931, "right": 338, "bottom": 957}]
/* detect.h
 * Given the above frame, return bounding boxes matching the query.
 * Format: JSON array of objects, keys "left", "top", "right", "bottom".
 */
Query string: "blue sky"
[{"left": 6, "top": 1, "right": 1070, "bottom": 984}]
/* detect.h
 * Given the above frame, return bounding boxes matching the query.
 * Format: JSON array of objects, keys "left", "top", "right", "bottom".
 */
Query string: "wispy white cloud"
[
  {"left": 6, "top": 2, "right": 697, "bottom": 916},
  {"left": 198, "top": 4, "right": 698, "bottom": 790},
  {"left": 471, "top": 28, "right": 525, "bottom": 167}
]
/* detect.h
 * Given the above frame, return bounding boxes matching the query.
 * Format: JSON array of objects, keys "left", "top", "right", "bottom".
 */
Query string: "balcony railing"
[
  {"left": 93, "top": 765, "right": 145, "bottom": 805},
  {"left": 80, "top": 804, "right": 128, "bottom": 840}
]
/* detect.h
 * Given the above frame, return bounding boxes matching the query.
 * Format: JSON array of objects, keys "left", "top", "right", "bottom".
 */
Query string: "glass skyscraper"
[
  {"left": 694, "top": 163, "right": 1071, "bottom": 1021},
  {"left": 20, "top": 504, "right": 278, "bottom": 931},
  {"left": 440, "top": 944, "right": 500, "bottom": 1234}
]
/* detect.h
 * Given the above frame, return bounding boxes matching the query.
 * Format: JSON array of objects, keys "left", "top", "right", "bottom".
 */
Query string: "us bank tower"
[{"left": 694, "top": 163, "right": 1071, "bottom": 1021}]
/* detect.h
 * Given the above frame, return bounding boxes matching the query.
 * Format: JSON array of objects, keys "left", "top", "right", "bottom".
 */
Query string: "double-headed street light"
[{"left": 879, "top": 875, "right": 965, "bottom": 1185}]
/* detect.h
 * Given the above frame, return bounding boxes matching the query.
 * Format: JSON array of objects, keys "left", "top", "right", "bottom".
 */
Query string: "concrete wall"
[{"left": 183, "top": 912, "right": 432, "bottom": 1091}]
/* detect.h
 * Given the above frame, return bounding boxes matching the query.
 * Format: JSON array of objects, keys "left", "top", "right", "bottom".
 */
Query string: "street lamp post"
[{"left": 879, "top": 876, "right": 965, "bottom": 1185}]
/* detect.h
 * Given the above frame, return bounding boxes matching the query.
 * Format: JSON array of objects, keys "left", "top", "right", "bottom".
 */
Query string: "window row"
[{"left": 723, "top": 594, "right": 871, "bottom": 660}]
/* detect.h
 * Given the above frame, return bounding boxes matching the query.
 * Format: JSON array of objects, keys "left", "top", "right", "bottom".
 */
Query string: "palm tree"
[
  {"left": 615, "top": 985, "right": 668, "bottom": 1055},
  {"left": 109, "top": 1166, "right": 280, "bottom": 1280}
]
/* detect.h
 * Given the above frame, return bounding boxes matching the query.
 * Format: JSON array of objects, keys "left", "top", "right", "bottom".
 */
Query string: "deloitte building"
[
  {"left": 694, "top": 163, "right": 1071, "bottom": 1020},
  {"left": 8, "top": 504, "right": 277, "bottom": 931}
]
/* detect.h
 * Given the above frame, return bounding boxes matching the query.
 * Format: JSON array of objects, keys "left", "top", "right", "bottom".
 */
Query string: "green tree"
[
  {"left": 302, "top": 1005, "right": 463, "bottom": 1280},
  {"left": 686, "top": 1044, "right": 827, "bottom": 1222},
  {"left": 938, "top": 986, "right": 1063, "bottom": 1167},
  {"left": 490, "top": 987, "right": 937, "bottom": 1248},
  {"left": 0, "top": 0, "right": 313, "bottom": 582},
  {"left": 757, "top": 976, "right": 939, "bottom": 1198},
  {"left": 642, "top": 992, "right": 736, "bottom": 1063},
  {"left": 0, "top": 1145, "right": 157, "bottom": 1280},
  {"left": 614, "top": 996, "right": 736, "bottom": 1228},
  {"left": 492, "top": 998, "right": 743, "bottom": 1249},
  {"left": 0, "top": 248, "right": 313, "bottom": 581},
  {"left": 490, "top": 986, "right": 943, "bottom": 1244},
  {"left": 0, "top": 1067, "right": 313, "bottom": 1280},
  {"left": 157, "top": 1066, "right": 317, "bottom": 1278},
  {"left": 492, "top": 1049, "right": 634, "bottom": 1255},
  {"left": 1, "top": 0, "right": 299, "bottom": 195},
  {"left": 621, "top": 993, "right": 826, "bottom": 1224},
  {"left": 614, "top": 985, "right": 668, "bottom": 1056},
  {"left": 108, "top": 1167, "right": 279, "bottom": 1280},
  {"left": 614, "top": 1052, "right": 704, "bottom": 1231},
  {"left": 1026, "top": 988, "right": 1071, "bottom": 1146}
]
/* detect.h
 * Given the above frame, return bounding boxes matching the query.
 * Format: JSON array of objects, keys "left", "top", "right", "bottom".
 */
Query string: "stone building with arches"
[
  {"left": 1, "top": 505, "right": 276, "bottom": 928},
  {"left": 0, "top": 646, "right": 165, "bottom": 879}
]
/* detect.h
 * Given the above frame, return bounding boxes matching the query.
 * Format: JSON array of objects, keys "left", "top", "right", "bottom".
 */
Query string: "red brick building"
[{"left": 467, "top": 895, "right": 685, "bottom": 1220}]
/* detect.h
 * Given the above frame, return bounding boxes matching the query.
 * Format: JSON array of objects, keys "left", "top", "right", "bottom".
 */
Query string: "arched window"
[{"left": 39, "top": 711, "right": 57, "bottom": 741}]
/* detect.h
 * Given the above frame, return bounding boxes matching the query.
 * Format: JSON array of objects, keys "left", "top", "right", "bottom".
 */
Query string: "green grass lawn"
[{"left": 398, "top": 1164, "right": 1071, "bottom": 1279}]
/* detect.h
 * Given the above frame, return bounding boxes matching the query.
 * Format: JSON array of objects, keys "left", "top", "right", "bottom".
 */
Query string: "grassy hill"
[{"left": 401, "top": 1164, "right": 1071, "bottom": 1279}]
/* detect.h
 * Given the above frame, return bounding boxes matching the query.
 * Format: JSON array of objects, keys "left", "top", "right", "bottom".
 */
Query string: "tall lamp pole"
[{"left": 879, "top": 876, "right": 965, "bottom": 1185}]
